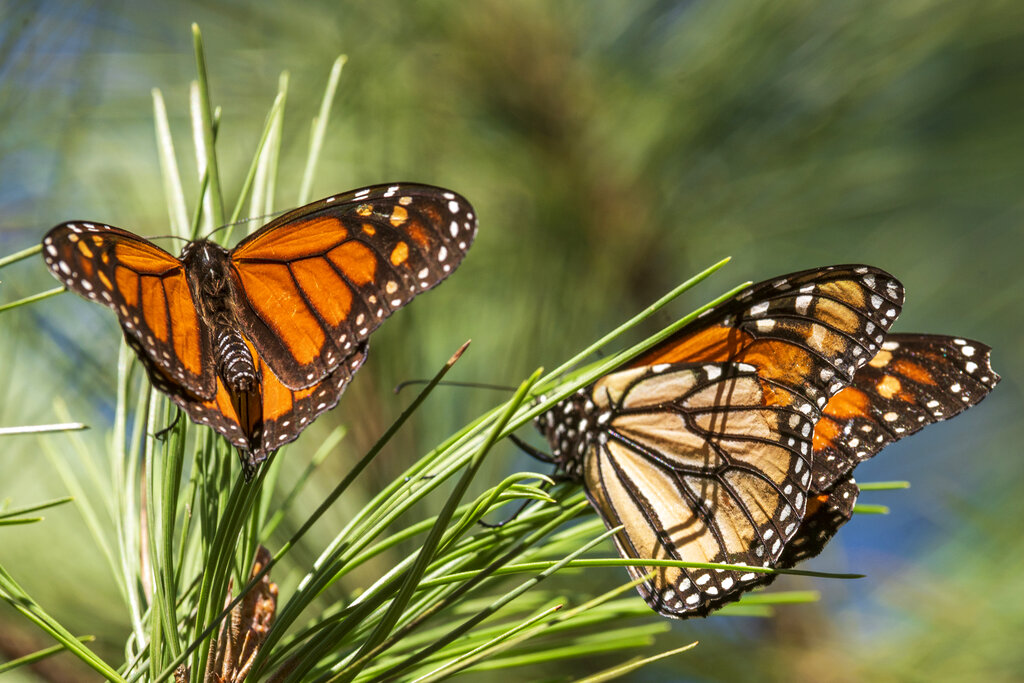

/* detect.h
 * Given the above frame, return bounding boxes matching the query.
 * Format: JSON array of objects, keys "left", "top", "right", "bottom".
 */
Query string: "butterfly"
[
  {"left": 43, "top": 183, "right": 477, "bottom": 474},
  {"left": 533, "top": 265, "right": 999, "bottom": 618}
]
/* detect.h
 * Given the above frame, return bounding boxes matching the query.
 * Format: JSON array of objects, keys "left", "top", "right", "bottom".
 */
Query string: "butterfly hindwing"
[
  {"left": 229, "top": 183, "right": 477, "bottom": 389},
  {"left": 576, "top": 361, "right": 816, "bottom": 617},
  {"left": 811, "top": 334, "right": 1000, "bottom": 493},
  {"left": 778, "top": 476, "right": 859, "bottom": 567},
  {"left": 43, "top": 222, "right": 216, "bottom": 399},
  {"left": 253, "top": 342, "right": 368, "bottom": 462},
  {"left": 129, "top": 328, "right": 369, "bottom": 469},
  {"left": 737, "top": 476, "right": 861, "bottom": 596}
]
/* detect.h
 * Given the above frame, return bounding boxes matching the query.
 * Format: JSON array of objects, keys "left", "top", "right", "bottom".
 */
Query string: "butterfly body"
[
  {"left": 178, "top": 239, "right": 259, "bottom": 394},
  {"left": 43, "top": 183, "right": 477, "bottom": 473}
]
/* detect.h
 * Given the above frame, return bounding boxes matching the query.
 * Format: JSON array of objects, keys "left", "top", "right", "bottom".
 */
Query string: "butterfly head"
[
  {"left": 180, "top": 238, "right": 230, "bottom": 266},
  {"left": 534, "top": 388, "right": 606, "bottom": 480},
  {"left": 180, "top": 239, "right": 234, "bottom": 300}
]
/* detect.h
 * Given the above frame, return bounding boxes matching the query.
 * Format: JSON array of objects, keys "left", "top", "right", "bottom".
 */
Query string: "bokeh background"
[{"left": 1, "top": 1, "right": 1022, "bottom": 681}]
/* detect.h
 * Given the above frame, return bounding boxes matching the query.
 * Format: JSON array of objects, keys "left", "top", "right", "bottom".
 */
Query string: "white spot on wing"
[{"left": 749, "top": 301, "right": 770, "bottom": 317}]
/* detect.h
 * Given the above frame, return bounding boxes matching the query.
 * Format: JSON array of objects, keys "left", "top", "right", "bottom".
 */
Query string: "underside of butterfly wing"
[
  {"left": 531, "top": 265, "right": 1000, "bottom": 620},
  {"left": 632, "top": 265, "right": 905, "bottom": 415},
  {"left": 778, "top": 476, "right": 859, "bottom": 567},
  {"left": 568, "top": 362, "right": 816, "bottom": 618}
]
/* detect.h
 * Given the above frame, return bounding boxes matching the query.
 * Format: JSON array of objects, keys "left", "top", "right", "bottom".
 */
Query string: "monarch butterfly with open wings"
[
  {"left": 43, "top": 183, "right": 477, "bottom": 475},
  {"left": 534, "top": 265, "right": 998, "bottom": 617}
]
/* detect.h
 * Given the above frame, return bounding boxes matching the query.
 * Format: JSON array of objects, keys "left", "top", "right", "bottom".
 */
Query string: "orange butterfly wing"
[
  {"left": 43, "top": 184, "right": 478, "bottom": 471},
  {"left": 536, "top": 265, "right": 906, "bottom": 617},
  {"left": 42, "top": 222, "right": 216, "bottom": 398},
  {"left": 811, "top": 334, "right": 999, "bottom": 493},
  {"left": 228, "top": 183, "right": 477, "bottom": 389},
  {"left": 632, "top": 265, "right": 905, "bottom": 413},
  {"left": 746, "top": 334, "right": 999, "bottom": 590},
  {"left": 126, "top": 330, "right": 369, "bottom": 471}
]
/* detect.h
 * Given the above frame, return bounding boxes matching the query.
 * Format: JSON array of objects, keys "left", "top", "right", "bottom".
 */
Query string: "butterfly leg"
[
  {"left": 153, "top": 408, "right": 183, "bottom": 441},
  {"left": 478, "top": 497, "right": 539, "bottom": 529},
  {"left": 508, "top": 433, "right": 555, "bottom": 464}
]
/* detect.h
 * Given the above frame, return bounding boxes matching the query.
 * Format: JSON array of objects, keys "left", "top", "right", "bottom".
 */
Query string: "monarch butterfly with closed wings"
[
  {"left": 43, "top": 183, "right": 477, "bottom": 475},
  {"left": 534, "top": 265, "right": 999, "bottom": 617}
]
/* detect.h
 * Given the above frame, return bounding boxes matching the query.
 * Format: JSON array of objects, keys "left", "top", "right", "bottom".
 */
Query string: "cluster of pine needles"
[{"left": 0, "top": 25, "right": 885, "bottom": 682}]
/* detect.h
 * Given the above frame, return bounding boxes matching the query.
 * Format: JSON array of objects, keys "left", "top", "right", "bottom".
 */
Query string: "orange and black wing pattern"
[
  {"left": 229, "top": 183, "right": 477, "bottom": 388},
  {"left": 128, "top": 333, "right": 369, "bottom": 472},
  {"left": 631, "top": 265, "right": 905, "bottom": 414},
  {"left": 748, "top": 335, "right": 999, "bottom": 586},
  {"left": 536, "top": 265, "right": 906, "bottom": 617},
  {"left": 42, "top": 222, "right": 216, "bottom": 398},
  {"left": 811, "top": 334, "right": 1000, "bottom": 493},
  {"left": 568, "top": 361, "right": 819, "bottom": 617},
  {"left": 42, "top": 184, "right": 478, "bottom": 470},
  {"left": 706, "top": 333, "right": 998, "bottom": 594}
]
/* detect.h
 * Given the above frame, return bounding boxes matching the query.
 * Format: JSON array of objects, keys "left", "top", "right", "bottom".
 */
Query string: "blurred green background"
[{"left": 1, "top": 1, "right": 1021, "bottom": 680}]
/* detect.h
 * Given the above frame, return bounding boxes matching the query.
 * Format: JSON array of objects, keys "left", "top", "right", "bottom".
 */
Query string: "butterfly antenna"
[
  {"left": 204, "top": 208, "right": 290, "bottom": 240},
  {"left": 478, "top": 497, "right": 538, "bottom": 529},
  {"left": 392, "top": 379, "right": 517, "bottom": 395},
  {"left": 147, "top": 234, "right": 191, "bottom": 245}
]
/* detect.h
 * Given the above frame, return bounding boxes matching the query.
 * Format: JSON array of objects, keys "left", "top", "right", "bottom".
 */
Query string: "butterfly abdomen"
[{"left": 213, "top": 326, "right": 258, "bottom": 392}]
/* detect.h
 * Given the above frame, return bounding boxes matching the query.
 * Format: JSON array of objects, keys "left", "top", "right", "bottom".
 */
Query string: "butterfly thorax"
[
  {"left": 535, "top": 389, "right": 606, "bottom": 480},
  {"left": 181, "top": 240, "right": 258, "bottom": 393}
]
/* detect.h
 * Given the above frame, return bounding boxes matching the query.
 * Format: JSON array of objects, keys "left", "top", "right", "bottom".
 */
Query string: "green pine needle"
[{"left": 0, "top": 33, "right": 891, "bottom": 683}]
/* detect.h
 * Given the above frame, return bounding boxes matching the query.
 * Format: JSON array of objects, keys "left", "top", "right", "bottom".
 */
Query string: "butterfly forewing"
[
  {"left": 43, "top": 222, "right": 216, "bottom": 399},
  {"left": 229, "top": 183, "right": 477, "bottom": 389},
  {"left": 737, "top": 334, "right": 999, "bottom": 592},
  {"left": 579, "top": 362, "right": 815, "bottom": 617},
  {"left": 811, "top": 334, "right": 1000, "bottom": 492},
  {"left": 633, "top": 265, "right": 905, "bottom": 416}
]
